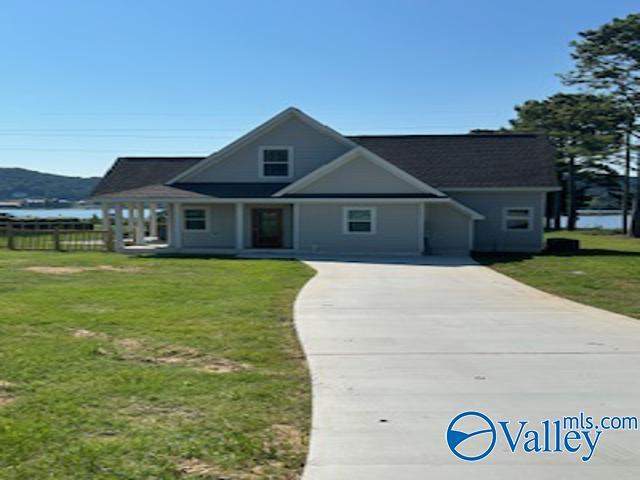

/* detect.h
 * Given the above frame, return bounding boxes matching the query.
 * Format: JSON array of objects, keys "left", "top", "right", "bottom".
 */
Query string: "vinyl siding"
[
  {"left": 298, "top": 203, "right": 421, "bottom": 254},
  {"left": 181, "top": 116, "right": 351, "bottom": 183},
  {"left": 181, "top": 203, "right": 235, "bottom": 249},
  {"left": 424, "top": 203, "right": 471, "bottom": 254},
  {"left": 297, "top": 153, "right": 423, "bottom": 194},
  {"left": 447, "top": 191, "right": 545, "bottom": 252}
]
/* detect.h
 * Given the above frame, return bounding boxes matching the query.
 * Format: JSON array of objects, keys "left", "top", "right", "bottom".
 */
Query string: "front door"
[{"left": 252, "top": 208, "right": 284, "bottom": 248}]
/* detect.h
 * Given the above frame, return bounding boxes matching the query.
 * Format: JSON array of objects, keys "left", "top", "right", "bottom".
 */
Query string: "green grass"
[
  {"left": 0, "top": 250, "right": 314, "bottom": 479},
  {"left": 474, "top": 230, "right": 640, "bottom": 319}
]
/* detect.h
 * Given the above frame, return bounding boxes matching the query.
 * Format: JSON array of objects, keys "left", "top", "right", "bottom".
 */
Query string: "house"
[{"left": 91, "top": 107, "right": 558, "bottom": 255}]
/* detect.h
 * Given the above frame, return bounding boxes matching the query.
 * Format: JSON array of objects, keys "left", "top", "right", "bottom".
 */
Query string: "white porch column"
[
  {"left": 173, "top": 203, "right": 183, "bottom": 249},
  {"left": 165, "top": 203, "right": 173, "bottom": 246},
  {"left": 101, "top": 204, "right": 111, "bottom": 231},
  {"left": 135, "top": 203, "right": 145, "bottom": 245},
  {"left": 292, "top": 203, "right": 300, "bottom": 251},
  {"left": 235, "top": 203, "right": 244, "bottom": 250},
  {"left": 127, "top": 203, "right": 136, "bottom": 238},
  {"left": 149, "top": 203, "right": 158, "bottom": 238},
  {"left": 114, "top": 204, "right": 124, "bottom": 251}
]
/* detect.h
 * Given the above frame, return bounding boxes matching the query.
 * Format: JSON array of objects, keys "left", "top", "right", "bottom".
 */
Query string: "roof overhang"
[
  {"left": 441, "top": 186, "right": 561, "bottom": 192},
  {"left": 96, "top": 196, "right": 466, "bottom": 205}
]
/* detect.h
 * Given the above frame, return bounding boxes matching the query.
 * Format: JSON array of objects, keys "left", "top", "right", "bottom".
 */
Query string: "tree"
[
  {"left": 561, "top": 13, "right": 640, "bottom": 236},
  {"left": 510, "top": 93, "right": 627, "bottom": 230}
]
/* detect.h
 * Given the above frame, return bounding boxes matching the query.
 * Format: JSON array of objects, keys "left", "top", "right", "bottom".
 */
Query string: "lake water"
[
  {"left": 560, "top": 214, "right": 627, "bottom": 230},
  {"left": 0, "top": 208, "right": 629, "bottom": 230},
  {"left": 0, "top": 208, "right": 102, "bottom": 219}
]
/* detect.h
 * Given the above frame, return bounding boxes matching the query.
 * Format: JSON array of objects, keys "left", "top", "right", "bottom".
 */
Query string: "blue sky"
[{"left": 0, "top": 0, "right": 637, "bottom": 177}]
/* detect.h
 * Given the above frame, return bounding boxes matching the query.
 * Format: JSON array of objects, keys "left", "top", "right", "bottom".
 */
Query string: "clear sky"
[{"left": 0, "top": 0, "right": 637, "bottom": 177}]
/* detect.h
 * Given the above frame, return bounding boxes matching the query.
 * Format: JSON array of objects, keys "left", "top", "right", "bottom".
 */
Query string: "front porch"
[
  {"left": 100, "top": 198, "right": 482, "bottom": 256},
  {"left": 100, "top": 201, "right": 297, "bottom": 254}
]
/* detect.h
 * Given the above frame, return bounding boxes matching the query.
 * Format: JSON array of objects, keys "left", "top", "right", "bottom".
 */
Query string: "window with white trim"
[
  {"left": 503, "top": 207, "right": 533, "bottom": 231},
  {"left": 343, "top": 207, "right": 376, "bottom": 234},
  {"left": 184, "top": 208, "right": 207, "bottom": 230},
  {"left": 260, "top": 146, "right": 293, "bottom": 178}
]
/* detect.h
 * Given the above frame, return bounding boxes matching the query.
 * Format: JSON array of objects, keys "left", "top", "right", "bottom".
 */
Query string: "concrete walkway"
[{"left": 295, "top": 256, "right": 640, "bottom": 479}]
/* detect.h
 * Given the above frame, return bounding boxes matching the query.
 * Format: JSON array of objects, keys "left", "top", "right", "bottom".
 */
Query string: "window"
[
  {"left": 503, "top": 207, "right": 533, "bottom": 231},
  {"left": 260, "top": 146, "right": 293, "bottom": 178},
  {"left": 343, "top": 207, "right": 376, "bottom": 234},
  {"left": 184, "top": 208, "right": 207, "bottom": 230}
]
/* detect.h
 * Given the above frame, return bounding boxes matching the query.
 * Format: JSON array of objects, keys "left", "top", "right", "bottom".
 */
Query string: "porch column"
[
  {"left": 114, "top": 204, "right": 124, "bottom": 251},
  {"left": 165, "top": 203, "right": 173, "bottom": 246},
  {"left": 172, "top": 203, "right": 183, "bottom": 249},
  {"left": 135, "top": 203, "right": 145, "bottom": 245},
  {"left": 235, "top": 203, "right": 244, "bottom": 250},
  {"left": 101, "top": 204, "right": 111, "bottom": 231},
  {"left": 292, "top": 203, "right": 300, "bottom": 251},
  {"left": 149, "top": 203, "right": 158, "bottom": 238},
  {"left": 127, "top": 203, "right": 136, "bottom": 238}
]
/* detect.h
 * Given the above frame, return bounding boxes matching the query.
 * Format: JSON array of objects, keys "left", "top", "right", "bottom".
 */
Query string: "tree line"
[{"left": 508, "top": 13, "right": 639, "bottom": 236}]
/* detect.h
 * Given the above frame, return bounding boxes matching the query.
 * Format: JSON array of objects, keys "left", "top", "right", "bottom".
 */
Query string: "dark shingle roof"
[
  {"left": 92, "top": 134, "right": 557, "bottom": 199},
  {"left": 91, "top": 157, "right": 203, "bottom": 196},
  {"left": 174, "top": 183, "right": 289, "bottom": 198},
  {"left": 96, "top": 182, "right": 290, "bottom": 200},
  {"left": 348, "top": 134, "right": 557, "bottom": 188}
]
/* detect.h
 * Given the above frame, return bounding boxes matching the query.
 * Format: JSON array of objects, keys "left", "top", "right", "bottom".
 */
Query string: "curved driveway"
[{"left": 295, "top": 257, "right": 640, "bottom": 479}]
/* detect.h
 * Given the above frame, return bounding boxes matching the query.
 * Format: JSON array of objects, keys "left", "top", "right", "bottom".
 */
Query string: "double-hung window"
[
  {"left": 184, "top": 208, "right": 207, "bottom": 231},
  {"left": 503, "top": 207, "right": 533, "bottom": 231},
  {"left": 259, "top": 146, "right": 293, "bottom": 178},
  {"left": 343, "top": 207, "right": 376, "bottom": 234}
]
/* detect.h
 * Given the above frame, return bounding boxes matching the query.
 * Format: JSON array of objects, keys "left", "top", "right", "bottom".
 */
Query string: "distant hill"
[{"left": 0, "top": 167, "right": 100, "bottom": 201}]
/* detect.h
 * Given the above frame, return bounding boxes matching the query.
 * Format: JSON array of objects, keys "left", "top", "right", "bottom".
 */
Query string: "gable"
[
  {"left": 292, "top": 152, "right": 426, "bottom": 195},
  {"left": 176, "top": 110, "right": 353, "bottom": 184}
]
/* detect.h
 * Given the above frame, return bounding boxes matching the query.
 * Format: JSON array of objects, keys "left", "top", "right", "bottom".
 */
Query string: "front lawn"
[
  {"left": 474, "top": 230, "right": 640, "bottom": 320},
  {"left": 0, "top": 251, "right": 313, "bottom": 479}
]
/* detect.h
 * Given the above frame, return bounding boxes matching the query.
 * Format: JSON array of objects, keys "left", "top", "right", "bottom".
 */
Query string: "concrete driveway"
[{"left": 294, "top": 257, "right": 640, "bottom": 479}]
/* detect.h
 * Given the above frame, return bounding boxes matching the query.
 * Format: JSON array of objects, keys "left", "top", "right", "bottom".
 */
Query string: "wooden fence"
[{"left": 0, "top": 220, "right": 113, "bottom": 252}]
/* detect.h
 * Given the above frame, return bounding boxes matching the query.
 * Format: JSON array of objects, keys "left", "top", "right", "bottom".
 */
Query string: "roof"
[
  {"left": 92, "top": 133, "right": 557, "bottom": 200},
  {"left": 96, "top": 182, "right": 290, "bottom": 200},
  {"left": 347, "top": 134, "right": 557, "bottom": 188},
  {"left": 282, "top": 193, "right": 440, "bottom": 198},
  {"left": 91, "top": 157, "right": 203, "bottom": 196}
]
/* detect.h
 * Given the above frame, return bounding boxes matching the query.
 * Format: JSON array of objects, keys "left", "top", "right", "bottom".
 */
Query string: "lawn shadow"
[
  {"left": 138, "top": 252, "right": 475, "bottom": 267},
  {"left": 474, "top": 248, "right": 640, "bottom": 266}
]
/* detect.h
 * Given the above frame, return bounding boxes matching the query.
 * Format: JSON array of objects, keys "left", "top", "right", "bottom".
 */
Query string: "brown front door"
[{"left": 252, "top": 208, "right": 284, "bottom": 248}]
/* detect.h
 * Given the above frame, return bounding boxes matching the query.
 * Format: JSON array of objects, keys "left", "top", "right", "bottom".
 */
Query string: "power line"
[
  {"left": 0, "top": 128, "right": 247, "bottom": 132},
  {"left": 0, "top": 147, "right": 208, "bottom": 153},
  {"left": 0, "top": 125, "right": 492, "bottom": 136},
  {"left": 0, "top": 133, "right": 238, "bottom": 139}
]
